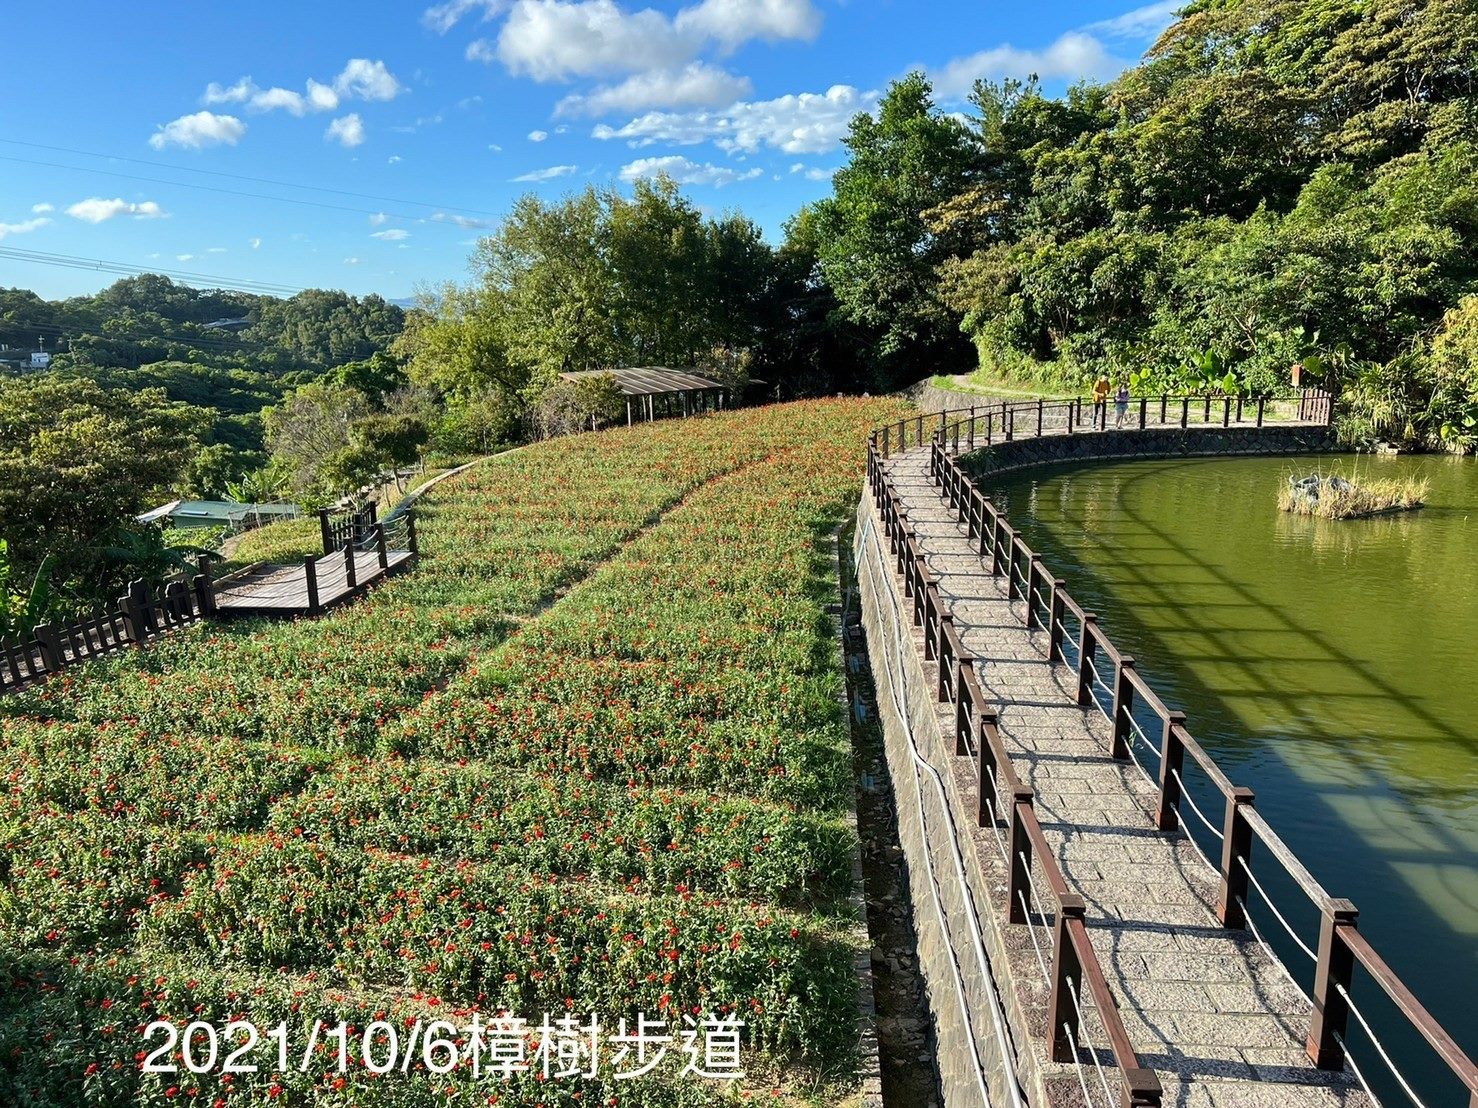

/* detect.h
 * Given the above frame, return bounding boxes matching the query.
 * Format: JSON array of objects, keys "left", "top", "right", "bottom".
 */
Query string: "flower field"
[{"left": 0, "top": 397, "right": 906, "bottom": 1107}]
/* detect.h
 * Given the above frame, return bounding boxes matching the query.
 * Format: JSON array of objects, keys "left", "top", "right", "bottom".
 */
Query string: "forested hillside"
[{"left": 805, "top": 0, "right": 1478, "bottom": 443}]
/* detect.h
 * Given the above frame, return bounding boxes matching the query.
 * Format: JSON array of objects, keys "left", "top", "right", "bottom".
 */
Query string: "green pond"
[{"left": 986, "top": 452, "right": 1477, "bottom": 1100}]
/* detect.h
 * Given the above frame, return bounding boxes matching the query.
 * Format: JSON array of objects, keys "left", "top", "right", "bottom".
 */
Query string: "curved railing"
[{"left": 864, "top": 389, "right": 1477, "bottom": 1108}]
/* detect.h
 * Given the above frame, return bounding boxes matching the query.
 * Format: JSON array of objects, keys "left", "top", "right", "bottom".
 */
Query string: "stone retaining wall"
[{"left": 959, "top": 422, "right": 1338, "bottom": 480}]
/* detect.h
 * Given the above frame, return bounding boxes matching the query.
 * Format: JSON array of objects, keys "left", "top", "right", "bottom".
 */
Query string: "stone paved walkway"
[{"left": 878, "top": 445, "right": 1369, "bottom": 1108}]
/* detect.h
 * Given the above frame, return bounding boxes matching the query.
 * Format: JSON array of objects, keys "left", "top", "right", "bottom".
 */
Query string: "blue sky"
[{"left": 0, "top": 0, "right": 1177, "bottom": 302}]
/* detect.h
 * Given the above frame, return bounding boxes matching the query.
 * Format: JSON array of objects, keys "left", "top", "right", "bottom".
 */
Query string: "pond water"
[{"left": 986, "top": 452, "right": 1477, "bottom": 1101}]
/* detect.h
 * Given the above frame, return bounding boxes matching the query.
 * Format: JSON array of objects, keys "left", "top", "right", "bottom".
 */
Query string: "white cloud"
[
  {"left": 493, "top": 0, "right": 692, "bottom": 80},
  {"left": 1085, "top": 0, "right": 1181, "bottom": 41},
  {"left": 388, "top": 154, "right": 403, "bottom": 164},
  {"left": 206, "top": 247, "right": 227, "bottom": 253},
  {"left": 484, "top": 0, "right": 818, "bottom": 82},
  {"left": 593, "top": 83, "right": 874, "bottom": 155},
  {"left": 344, "top": 256, "right": 363, "bottom": 265},
  {"left": 789, "top": 162, "right": 832, "bottom": 181},
  {"left": 307, "top": 79, "right": 341, "bottom": 111},
  {"left": 176, "top": 254, "right": 195, "bottom": 262},
  {"left": 488, "top": 142, "right": 503, "bottom": 152},
  {"left": 931, "top": 32, "right": 1126, "bottom": 97},
  {"left": 203, "top": 78, "right": 255, "bottom": 105},
  {"left": 31, "top": 203, "right": 53, "bottom": 214},
  {"left": 326, "top": 113, "right": 367, "bottom": 147},
  {"left": 66, "top": 197, "right": 168, "bottom": 223},
  {"left": 673, "top": 0, "right": 821, "bottom": 51},
  {"left": 250, "top": 86, "right": 309, "bottom": 115},
  {"left": 371, "top": 228, "right": 410, "bottom": 241},
  {"left": 334, "top": 59, "right": 403, "bottom": 101},
  {"left": 370, "top": 212, "right": 389, "bottom": 226},
  {"left": 619, "top": 154, "right": 761, "bottom": 186},
  {"left": 556, "top": 62, "right": 751, "bottom": 116},
  {"left": 149, "top": 111, "right": 246, "bottom": 150},
  {"left": 528, "top": 129, "right": 549, "bottom": 142},
  {"left": 431, "top": 211, "right": 494, "bottom": 229},
  {"left": 511, "top": 163, "right": 578, "bottom": 182},
  {"left": 423, "top": 0, "right": 507, "bottom": 33},
  {"left": 0, "top": 216, "right": 49, "bottom": 240},
  {"left": 250, "top": 237, "right": 262, "bottom": 249}
]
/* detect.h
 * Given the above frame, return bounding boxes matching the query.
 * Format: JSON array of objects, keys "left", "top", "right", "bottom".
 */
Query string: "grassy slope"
[{"left": 0, "top": 397, "right": 906, "bottom": 1108}]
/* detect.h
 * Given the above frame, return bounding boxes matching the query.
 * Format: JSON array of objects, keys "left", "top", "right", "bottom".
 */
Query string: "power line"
[
  {"left": 0, "top": 153, "right": 494, "bottom": 229},
  {"left": 0, "top": 246, "right": 306, "bottom": 296},
  {"left": 0, "top": 137, "right": 503, "bottom": 218}
]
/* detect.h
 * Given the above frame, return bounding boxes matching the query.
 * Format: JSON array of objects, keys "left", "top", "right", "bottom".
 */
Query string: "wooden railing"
[
  {"left": 864, "top": 387, "right": 1476, "bottom": 1108},
  {"left": 298, "top": 513, "right": 418, "bottom": 616},
  {"left": 872, "top": 387, "right": 1335, "bottom": 460},
  {"left": 0, "top": 558, "right": 215, "bottom": 693},
  {"left": 318, "top": 501, "right": 379, "bottom": 555}
]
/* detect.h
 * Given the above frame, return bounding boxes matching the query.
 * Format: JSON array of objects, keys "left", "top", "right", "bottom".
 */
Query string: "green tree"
[
  {"left": 0, "top": 375, "right": 202, "bottom": 607},
  {"left": 263, "top": 381, "right": 369, "bottom": 504},
  {"left": 812, "top": 72, "right": 978, "bottom": 387}
]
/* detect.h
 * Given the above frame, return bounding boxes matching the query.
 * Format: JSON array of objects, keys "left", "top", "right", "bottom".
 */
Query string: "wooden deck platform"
[{"left": 214, "top": 548, "right": 413, "bottom": 618}]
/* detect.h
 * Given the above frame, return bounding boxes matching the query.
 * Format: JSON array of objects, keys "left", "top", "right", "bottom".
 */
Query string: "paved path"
[{"left": 878, "top": 445, "right": 1368, "bottom": 1108}]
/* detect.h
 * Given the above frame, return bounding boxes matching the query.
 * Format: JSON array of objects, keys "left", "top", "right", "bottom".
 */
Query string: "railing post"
[
  {"left": 1036, "top": 398, "right": 1044, "bottom": 437},
  {"left": 1203, "top": 395, "right": 1212, "bottom": 422},
  {"left": 344, "top": 541, "right": 357, "bottom": 589},
  {"left": 33, "top": 624, "right": 64, "bottom": 673},
  {"left": 1160, "top": 393, "right": 1168, "bottom": 425},
  {"left": 1156, "top": 711, "right": 1187, "bottom": 831},
  {"left": 1025, "top": 556, "right": 1044, "bottom": 629},
  {"left": 1047, "top": 893, "right": 1086, "bottom": 1061},
  {"left": 1076, "top": 613, "right": 1098, "bottom": 706},
  {"left": 1217, "top": 787, "right": 1256, "bottom": 928},
  {"left": 375, "top": 523, "right": 389, "bottom": 572},
  {"left": 967, "top": 406, "right": 976, "bottom": 452},
  {"left": 991, "top": 518, "right": 1008, "bottom": 578},
  {"left": 1111, "top": 656, "right": 1136, "bottom": 760},
  {"left": 883, "top": 424, "right": 891, "bottom": 458},
  {"left": 1236, "top": 395, "right": 1244, "bottom": 423},
  {"left": 1180, "top": 398, "right": 1189, "bottom": 428},
  {"left": 1047, "top": 577, "right": 1065, "bottom": 662},
  {"left": 1007, "top": 786, "right": 1034, "bottom": 924},
  {"left": 1307, "top": 900, "right": 1360, "bottom": 1070},
  {"left": 318, "top": 507, "right": 333, "bottom": 554},
  {"left": 1139, "top": 396, "right": 1147, "bottom": 430},
  {"left": 955, "top": 664, "right": 972, "bottom": 756},
  {"left": 1006, "top": 406, "right": 1015, "bottom": 441},
  {"left": 977, "top": 709, "right": 1000, "bottom": 825},
  {"left": 191, "top": 573, "right": 213, "bottom": 617},
  {"left": 1256, "top": 395, "right": 1266, "bottom": 427},
  {"left": 1222, "top": 396, "right": 1231, "bottom": 426},
  {"left": 303, "top": 557, "right": 321, "bottom": 615},
  {"left": 406, "top": 512, "right": 419, "bottom": 556}
]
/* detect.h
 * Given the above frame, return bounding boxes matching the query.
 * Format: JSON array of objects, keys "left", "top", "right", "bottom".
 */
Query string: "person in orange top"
[{"left": 1091, "top": 374, "right": 1111, "bottom": 430}]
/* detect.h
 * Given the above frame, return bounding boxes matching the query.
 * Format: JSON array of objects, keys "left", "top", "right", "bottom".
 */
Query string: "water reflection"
[{"left": 991, "top": 453, "right": 1478, "bottom": 1065}]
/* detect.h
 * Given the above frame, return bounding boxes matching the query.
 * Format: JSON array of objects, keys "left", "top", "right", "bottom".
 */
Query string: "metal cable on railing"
[
  {"left": 1236, "top": 894, "right": 1314, "bottom": 1006},
  {"left": 1236, "top": 855, "right": 1316, "bottom": 962},
  {"left": 1336, "top": 984, "right": 1429, "bottom": 1108},
  {"left": 1335, "top": 1031, "right": 1386, "bottom": 1108},
  {"left": 1068, "top": 977, "right": 1121, "bottom": 1108},
  {"left": 1170, "top": 768, "right": 1225, "bottom": 843},
  {"left": 1017, "top": 888, "right": 1052, "bottom": 983},
  {"left": 1063, "top": 1022, "right": 1103, "bottom": 1108}
]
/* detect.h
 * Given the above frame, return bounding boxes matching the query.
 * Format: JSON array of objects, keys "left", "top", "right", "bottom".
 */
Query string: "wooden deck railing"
[
  {"left": 864, "top": 387, "right": 1477, "bottom": 1108},
  {"left": 0, "top": 558, "right": 215, "bottom": 693}
]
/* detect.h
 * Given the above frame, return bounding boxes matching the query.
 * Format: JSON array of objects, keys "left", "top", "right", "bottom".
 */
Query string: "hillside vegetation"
[{"left": 0, "top": 397, "right": 905, "bottom": 1107}]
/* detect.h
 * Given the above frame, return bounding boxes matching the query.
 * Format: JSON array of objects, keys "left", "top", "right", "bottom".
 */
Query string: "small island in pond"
[{"left": 1280, "top": 474, "right": 1428, "bottom": 519}]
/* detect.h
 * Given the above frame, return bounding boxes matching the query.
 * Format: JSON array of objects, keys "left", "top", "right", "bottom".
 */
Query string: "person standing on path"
[
  {"left": 1092, "top": 374, "right": 1111, "bottom": 430},
  {"left": 1114, "top": 379, "right": 1130, "bottom": 428}
]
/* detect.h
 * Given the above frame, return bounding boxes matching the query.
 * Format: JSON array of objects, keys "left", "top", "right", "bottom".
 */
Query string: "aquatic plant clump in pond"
[{"left": 1279, "top": 472, "right": 1428, "bottom": 519}]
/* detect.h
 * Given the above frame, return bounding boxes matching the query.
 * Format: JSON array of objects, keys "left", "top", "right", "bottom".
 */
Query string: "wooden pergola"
[{"left": 559, "top": 367, "right": 729, "bottom": 425}]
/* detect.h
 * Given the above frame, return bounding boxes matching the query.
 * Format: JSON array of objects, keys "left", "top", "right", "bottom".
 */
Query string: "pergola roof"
[{"left": 559, "top": 367, "right": 724, "bottom": 397}]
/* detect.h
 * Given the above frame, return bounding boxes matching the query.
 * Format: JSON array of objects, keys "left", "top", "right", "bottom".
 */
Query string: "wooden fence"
[
  {"left": 865, "top": 388, "right": 1477, "bottom": 1108},
  {"left": 0, "top": 557, "right": 214, "bottom": 693}
]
